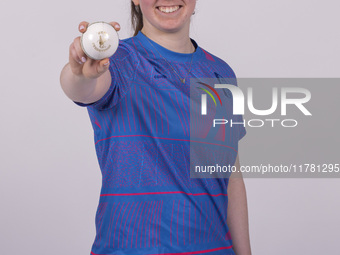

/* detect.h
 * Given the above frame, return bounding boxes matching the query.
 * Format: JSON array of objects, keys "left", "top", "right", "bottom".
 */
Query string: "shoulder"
[
  {"left": 107, "top": 36, "right": 142, "bottom": 81},
  {"left": 198, "top": 45, "right": 237, "bottom": 79},
  {"left": 109, "top": 36, "right": 140, "bottom": 61}
]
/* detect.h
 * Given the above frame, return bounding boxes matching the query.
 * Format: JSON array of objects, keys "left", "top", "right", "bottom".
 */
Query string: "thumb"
[{"left": 97, "top": 58, "right": 110, "bottom": 75}]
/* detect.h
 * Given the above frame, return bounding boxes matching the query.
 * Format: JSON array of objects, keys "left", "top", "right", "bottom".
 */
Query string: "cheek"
[
  {"left": 139, "top": 0, "right": 155, "bottom": 16},
  {"left": 139, "top": 0, "right": 154, "bottom": 9},
  {"left": 187, "top": 0, "right": 197, "bottom": 9}
]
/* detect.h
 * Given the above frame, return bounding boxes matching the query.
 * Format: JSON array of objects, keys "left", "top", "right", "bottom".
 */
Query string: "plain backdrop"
[{"left": 1, "top": 0, "right": 339, "bottom": 254}]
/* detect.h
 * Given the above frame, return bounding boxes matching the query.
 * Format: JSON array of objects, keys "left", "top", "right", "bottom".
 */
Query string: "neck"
[{"left": 141, "top": 25, "right": 195, "bottom": 54}]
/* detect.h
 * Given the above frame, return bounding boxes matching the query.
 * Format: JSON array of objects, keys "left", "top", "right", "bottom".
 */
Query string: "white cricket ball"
[{"left": 81, "top": 21, "right": 119, "bottom": 60}]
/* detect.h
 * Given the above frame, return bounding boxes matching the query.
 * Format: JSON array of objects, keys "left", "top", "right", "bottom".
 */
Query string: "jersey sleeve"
[
  {"left": 234, "top": 114, "right": 247, "bottom": 141},
  {"left": 213, "top": 57, "right": 247, "bottom": 142},
  {"left": 231, "top": 73, "right": 246, "bottom": 141},
  {"left": 74, "top": 40, "right": 139, "bottom": 111}
]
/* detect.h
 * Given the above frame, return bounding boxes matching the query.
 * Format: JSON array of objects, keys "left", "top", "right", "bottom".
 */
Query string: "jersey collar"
[{"left": 134, "top": 30, "right": 204, "bottom": 63}]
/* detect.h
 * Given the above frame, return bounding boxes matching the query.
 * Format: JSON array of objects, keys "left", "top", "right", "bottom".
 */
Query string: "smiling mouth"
[{"left": 156, "top": 5, "right": 182, "bottom": 14}]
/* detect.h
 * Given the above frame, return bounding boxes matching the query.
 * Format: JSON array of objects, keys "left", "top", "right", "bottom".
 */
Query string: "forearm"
[
  {"left": 227, "top": 177, "right": 252, "bottom": 255},
  {"left": 59, "top": 62, "right": 98, "bottom": 103}
]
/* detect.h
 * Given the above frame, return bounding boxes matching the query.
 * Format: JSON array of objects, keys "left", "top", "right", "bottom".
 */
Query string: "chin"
[
  {"left": 156, "top": 21, "right": 187, "bottom": 33},
  {"left": 159, "top": 26, "right": 182, "bottom": 33}
]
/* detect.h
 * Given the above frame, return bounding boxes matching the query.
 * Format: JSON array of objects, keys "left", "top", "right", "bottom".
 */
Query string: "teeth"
[{"left": 158, "top": 6, "right": 180, "bottom": 13}]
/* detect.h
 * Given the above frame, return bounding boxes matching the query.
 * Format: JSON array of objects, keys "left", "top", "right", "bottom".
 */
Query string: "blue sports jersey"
[{"left": 75, "top": 31, "right": 246, "bottom": 255}]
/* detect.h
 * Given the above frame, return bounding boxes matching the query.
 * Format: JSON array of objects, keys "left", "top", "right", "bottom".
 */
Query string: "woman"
[{"left": 60, "top": 0, "right": 251, "bottom": 254}]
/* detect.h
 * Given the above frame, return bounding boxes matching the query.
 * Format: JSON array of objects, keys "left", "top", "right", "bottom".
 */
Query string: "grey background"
[{"left": 1, "top": 0, "right": 339, "bottom": 254}]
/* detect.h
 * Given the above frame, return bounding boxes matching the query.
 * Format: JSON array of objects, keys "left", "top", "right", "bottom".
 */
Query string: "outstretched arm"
[{"left": 60, "top": 21, "right": 120, "bottom": 104}]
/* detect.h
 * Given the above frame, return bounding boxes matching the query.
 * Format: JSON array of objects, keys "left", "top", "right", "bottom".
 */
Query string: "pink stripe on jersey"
[
  {"left": 135, "top": 86, "right": 142, "bottom": 131},
  {"left": 126, "top": 202, "right": 139, "bottom": 248},
  {"left": 177, "top": 200, "right": 180, "bottom": 246},
  {"left": 155, "top": 89, "right": 169, "bottom": 135},
  {"left": 131, "top": 201, "right": 142, "bottom": 248},
  {"left": 159, "top": 201, "right": 163, "bottom": 246},
  {"left": 100, "top": 191, "right": 228, "bottom": 197},
  {"left": 148, "top": 201, "right": 155, "bottom": 247},
  {"left": 183, "top": 199, "right": 186, "bottom": 246},
  {"left": 147, "top": 245, "right": 233, "bottom": 255},
  {"left": 170, "top": 200, "right": 174, "bottom": 246},
  {"left": 181, "top": 92, "right": 190, "bottom": 137},
  {"left": 139, "top": 86, "right": 147, "bottom": 132},
  {"left": 168, "top": 91, "right": 186, "bottom": 136},
  {"left": 149, "top": 87, "right": 158, "bottom": 133},
  {"left": 113, "top": 202, "right": 125, "bottom": 248},
  {"left": 136, "top": 202, "right": 146, "bottom": 248},
  {"left": 202, "top": 49, "right": 215, "bottom": 62},
  {"left": 122, "top": 202, "right": 134, "bottom": 248},
  {"left": 125, "top": 96, "right": 132, "bottom": 132},
  {"left": 175, "top": 92, "right": 189, "bottom": 136},
  {"left": 154, "top": 90, "right": 163, "bottom": 134},
  {"left": 91, "top": 245, "right": 233, "bottom": 255},
  {"left": 107, "top": 202, "right": 120, "bottom": 248},
  {"left": 118, "top": 202, "right": 130, "bottom": 248},
  {"left": 145, "top": 87, "right": 152, "bottom": 133}
]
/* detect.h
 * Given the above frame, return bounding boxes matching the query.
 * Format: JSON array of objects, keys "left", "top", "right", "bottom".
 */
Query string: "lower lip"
[{"left": 156, "top": 6, "right": 182, "bottom": 15}]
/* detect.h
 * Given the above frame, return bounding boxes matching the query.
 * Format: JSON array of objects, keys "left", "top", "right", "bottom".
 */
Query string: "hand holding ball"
[{"left": 81, "top": 22, "right": 119, "bottom": 60}]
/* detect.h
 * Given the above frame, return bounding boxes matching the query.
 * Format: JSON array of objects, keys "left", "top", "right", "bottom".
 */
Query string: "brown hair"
[{"left": 131, "top": 2, "right": 143, "bottom": 36}]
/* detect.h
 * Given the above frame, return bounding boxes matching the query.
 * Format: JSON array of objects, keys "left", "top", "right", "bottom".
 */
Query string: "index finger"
[
  {"left": 78, "top": 21, "right": 89, "bottom": 33},
  {"left": 108, "top": 21, "right": 121, "bottom": 31}
]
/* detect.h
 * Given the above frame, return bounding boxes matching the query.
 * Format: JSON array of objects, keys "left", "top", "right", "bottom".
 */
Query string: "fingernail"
[
  {"left": 104, "top": 61, "right": 110, "bottom": 66},
  {"left": 81, "top": 57, "right": 86, "bottom": 63},
  {"left": 114, "top": 24, "right": 120, "bottom": 29},
  {"left": 80, "top": 25, "right": 85, "bottom": 30}
]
